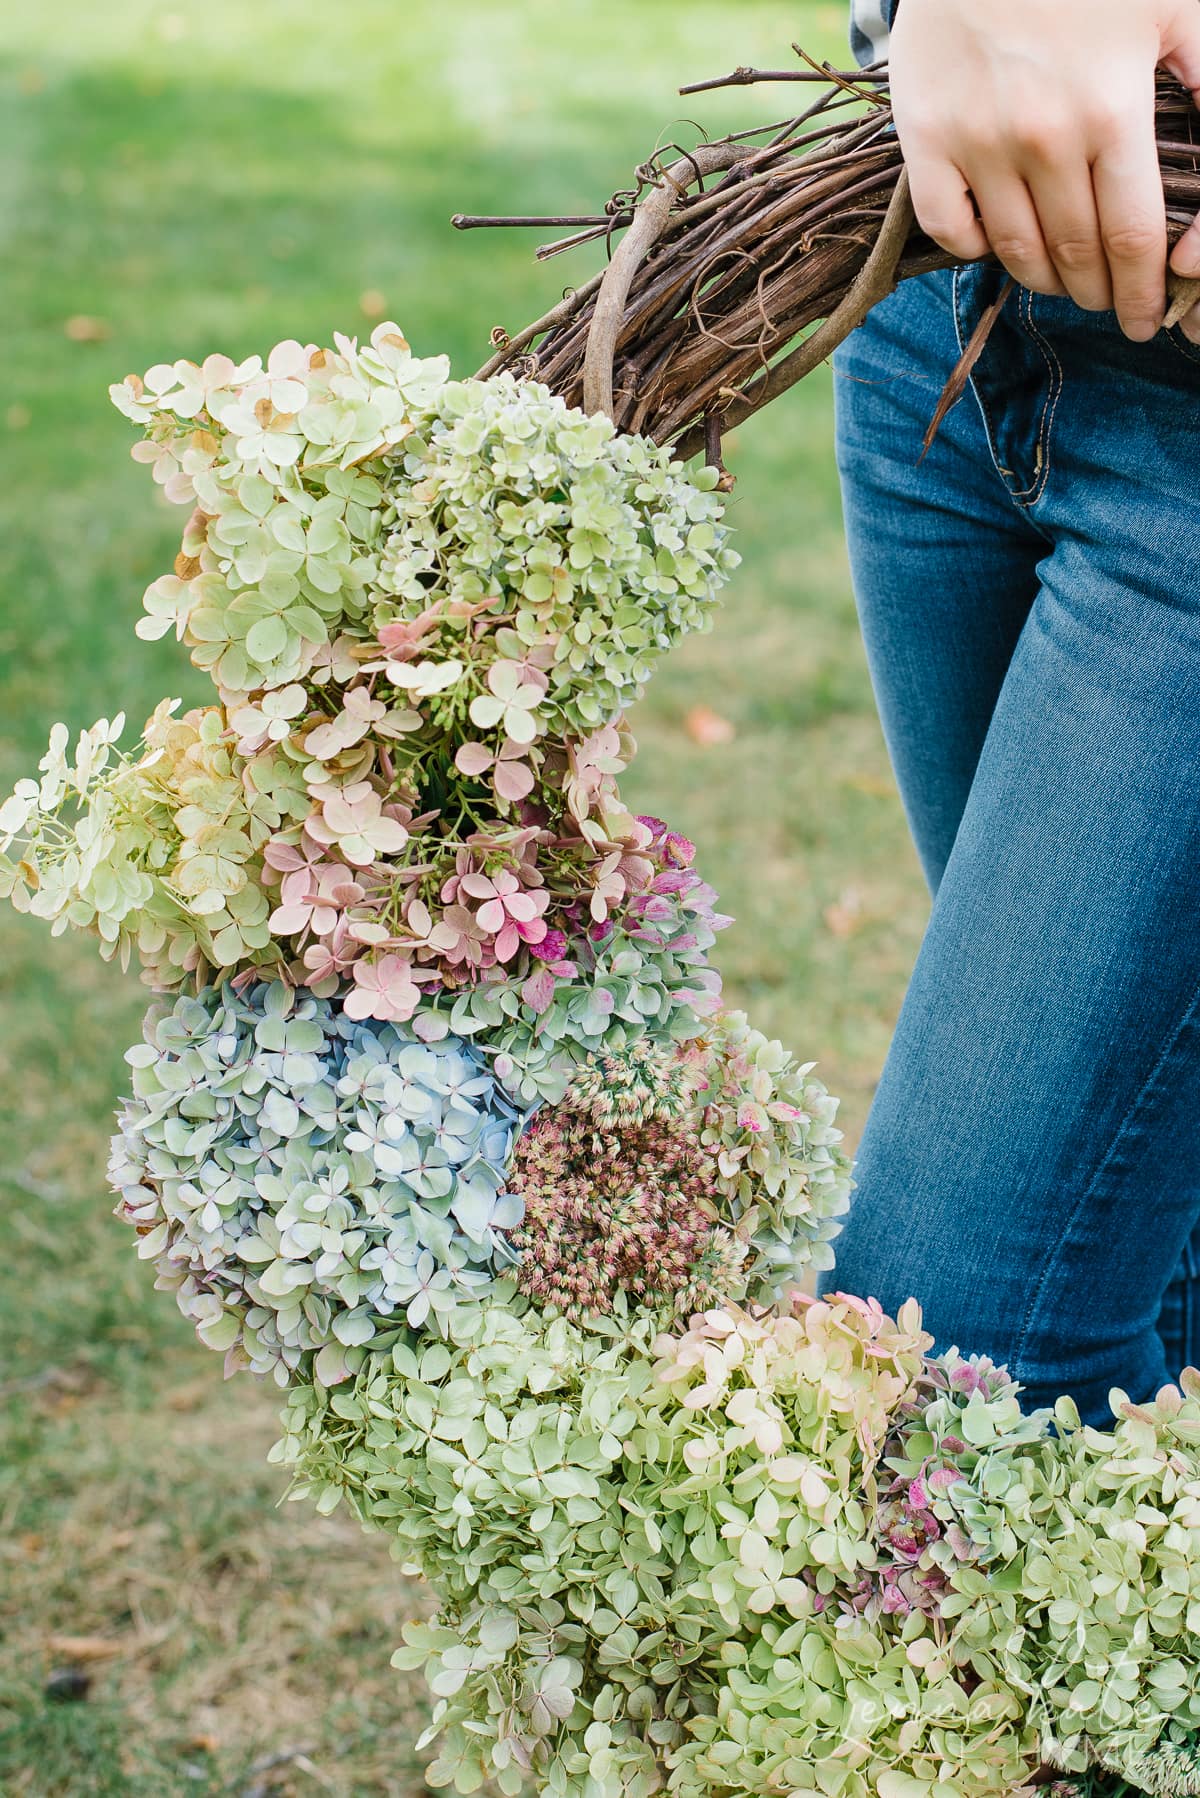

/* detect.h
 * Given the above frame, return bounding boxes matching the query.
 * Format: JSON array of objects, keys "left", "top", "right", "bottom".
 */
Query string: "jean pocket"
[{"left": 1164, "top": 323, "right": 1200, "bottom": 368}]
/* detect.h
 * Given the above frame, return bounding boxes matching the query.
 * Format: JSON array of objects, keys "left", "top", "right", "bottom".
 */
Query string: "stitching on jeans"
[
  {"left": 1010, "top": 964, "right": 1200, "bottom": 1383},
  {"left": 1163, "top": 326, "right": 1200, "bottom": 369},
  {"left": 1021, "top": 293, "right": 1057, "bottom": 507},
  {"left": 953, "top": 267, "right": 1013, "bottom": 495},
  {"left": 1001, "top": 289, "right": 1044, "bottom": 501},
  {"left": 1016, "top": 290, "right": 1064, "bottom": 507}
]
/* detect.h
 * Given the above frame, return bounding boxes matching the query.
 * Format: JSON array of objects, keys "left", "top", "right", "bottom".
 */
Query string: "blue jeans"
[{"left": 814, "top": 262, "right": 1200, "bottom": 1428}]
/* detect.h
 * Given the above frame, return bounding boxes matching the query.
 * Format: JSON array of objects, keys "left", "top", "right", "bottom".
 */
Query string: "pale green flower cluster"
[
  {"left": 0, "top": 699, "right": 308, "bottom": 986},
  {"left": 111, "top": 329, "right": 738, "bottom": 736},
  {"left": 111, "top": 332, "right": 451, "bottom": 698},
  {"left": 926, "top": 1377, "right": 1200, "bottom": 1787},
  {"left": 271, "top": 1290, "right": 1027, "bottom": 1798},
  {"left": 380, "top": 374, "right": 740, "bottom": 735},
  {"left": 696, "top": 1010, "right": 856, "bottom": 1295},
  {"left": 272, "top": 1291, "right": 1200, "bottom": 1798}
]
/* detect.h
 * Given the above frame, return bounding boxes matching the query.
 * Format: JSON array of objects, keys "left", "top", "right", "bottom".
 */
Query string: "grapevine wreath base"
[
  {"left": 3, "top": 50, "right": 1200, "bottom": 1798},
  {"left": 457, "top": 54, "right": 1200, "bottom": 460}
]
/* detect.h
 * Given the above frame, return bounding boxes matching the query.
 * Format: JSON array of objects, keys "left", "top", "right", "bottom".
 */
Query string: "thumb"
[
  {"left": 1162, "top": 1, "right": 1200, "bottom": 278},
  {"left": 1161, "top": 0, "right": 1200, "bottom": 93}
]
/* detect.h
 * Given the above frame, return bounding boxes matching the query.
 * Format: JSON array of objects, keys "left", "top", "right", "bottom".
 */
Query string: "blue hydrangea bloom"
[{"left": 108, "top": 979, "right": 530, "bottom": 1385}]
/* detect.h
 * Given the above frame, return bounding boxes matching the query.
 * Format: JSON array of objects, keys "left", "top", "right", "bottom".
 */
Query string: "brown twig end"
[{"left": 1164, "top": 270, "right": 1200, "bottom": 330}]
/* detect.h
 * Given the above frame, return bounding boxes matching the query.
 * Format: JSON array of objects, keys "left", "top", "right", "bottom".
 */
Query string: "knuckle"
[
  {"left": 988, "top": 234, "right": 1042, "bottom": 268},
  {"left": 912, "top": 205, "right": 978, "bottom": 256},
  {"left": 1045, "top": 233, "right": 1102, "bottom": 273},
  {"left": 916, "top": 215, "right": 966, "bottom": 250},
  {"left": 1101, "top": 221, "right": 1162, "bottom": 262},
  {"left": 1086, "top": 101, "right": 1139, "bottom": 141},
  {"left": 947, "top": 117, "right": 995, "bottom": 154},
  {"left": 1011, "top": 114, "right": 1071, "bottom": 160}
]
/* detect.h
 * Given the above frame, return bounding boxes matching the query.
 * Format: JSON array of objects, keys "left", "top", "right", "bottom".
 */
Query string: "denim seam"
[
  {"left": 1163, "top": 325, "right": 1200, "bottom": 369},
  {"left": 1010, "top": 964, "right": 1200, "bottom": 1383},
  {"left": 1015, "top": 289, "right": 1064, "bottom": 508},
  {"left": 953, "top": 267, "right": 1014, "bottom": 500},
  {"left": 953, "top": 277, "right": 1061, "bottom": 510},
  {"left": 999, "top": 288, "right": 1047, "bottom": 502}
]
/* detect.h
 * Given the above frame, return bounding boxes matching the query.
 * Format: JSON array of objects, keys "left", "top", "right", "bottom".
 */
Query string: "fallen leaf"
[
  {"left": 684, "top": 704, "right": 736, "bottom": 747},
  {"left": 359, "top": 289, "right": 387, "bottom": 320},
  {"left": 823, "top": 884, "right": 866, "bottom": 938},
  {"left": 64, "top": 315, "right": 110, "bottom": 343},
  {"left": 46, "top": 1634, "right": 124, "bottom": 1663},
  {"left": 842, "top": 771, "right": 895, "bottom": 798}
]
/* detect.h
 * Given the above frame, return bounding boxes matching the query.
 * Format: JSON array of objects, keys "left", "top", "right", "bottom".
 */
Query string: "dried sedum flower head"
[
  {"left": 1116, "top": 1732, "right": 1200, "bottom": 1797},
  {"left": 501, "top": 1028, "right": 855, "bottom": 1318},
  {"left": 560, "top": 1039, "right": 698, "bottom": 1127},
  {"left": 503, "top": 1099, "right": 732, "bottom": 1319}
]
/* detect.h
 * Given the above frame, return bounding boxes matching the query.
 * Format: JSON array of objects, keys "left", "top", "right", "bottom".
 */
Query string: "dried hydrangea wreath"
[{"left": 4, "top": 320, "right": 1200, "bottom": 1798}]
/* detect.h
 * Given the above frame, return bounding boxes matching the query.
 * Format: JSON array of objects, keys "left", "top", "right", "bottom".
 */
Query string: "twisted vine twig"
[
  {"left": 457, "top": 55, "right": 1200, "bottom": 457},
  {"left": 582, "top": 143, "right": 754, "bottom": 419}
]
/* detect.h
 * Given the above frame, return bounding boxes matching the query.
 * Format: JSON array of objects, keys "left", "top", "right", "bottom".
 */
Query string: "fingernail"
[
  {"left": 1124, "top": 318, "right": 1160, "bottom": 343},
  {"left": 1172, "top": 247, "right": 1200, "bottom": 278}
]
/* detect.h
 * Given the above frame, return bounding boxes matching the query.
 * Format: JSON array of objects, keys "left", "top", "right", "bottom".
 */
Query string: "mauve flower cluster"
[{"left": 500, "top": 1031, "right": 855, "bottom": 1317}]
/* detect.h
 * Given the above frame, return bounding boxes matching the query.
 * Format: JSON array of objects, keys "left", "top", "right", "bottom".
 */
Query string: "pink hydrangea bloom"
[
  {"left": 343, "top": 952, "right": 427, "bottom": 1022},
  {"left": 300, "top": 915, "right": 364, "bottom": 989},
  {"left": 305, "top": 777, "right": 411, "bottom": 867},
  {"left": 269, "top": 857, "right": 364, "bottom": 939},
  {"left": 464, "top": 869, "right": 549, "bottom": 962}
]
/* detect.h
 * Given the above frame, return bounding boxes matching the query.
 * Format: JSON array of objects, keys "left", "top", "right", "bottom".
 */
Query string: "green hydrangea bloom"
[
  {"left": 112, "top": 330, "right": 738, "bottom": 736},
  {"left": 0, "top": 698, "right": 306, "bottom": 988}
]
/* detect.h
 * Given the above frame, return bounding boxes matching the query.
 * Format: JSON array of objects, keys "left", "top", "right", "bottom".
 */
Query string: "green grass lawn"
[{"left": 0, "top": 2, "right": 930, "bottom": 1791}]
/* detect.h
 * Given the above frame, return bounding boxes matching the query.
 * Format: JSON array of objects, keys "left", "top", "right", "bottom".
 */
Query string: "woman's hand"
[{"left": 888, "top": 0, "right": 1200, "bottom": 343}]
